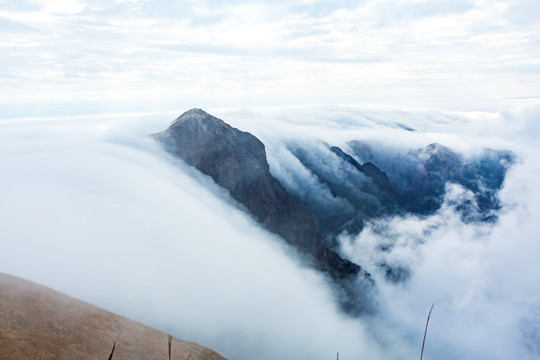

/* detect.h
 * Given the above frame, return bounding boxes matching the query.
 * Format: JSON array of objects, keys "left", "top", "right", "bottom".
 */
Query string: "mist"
[
  {"left": 0, "top": 112, "right": 399, "bottom": 359},
  {"left": 1, "top": 103, "right": 540, "bottom": 359},
  {"left": 215, "top": 103, "right": 540, "bottom": 359}
]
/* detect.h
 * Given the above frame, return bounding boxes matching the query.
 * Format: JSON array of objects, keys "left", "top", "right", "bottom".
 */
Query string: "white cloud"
[
  {"left": 0, "top": 112, "right": 405, "bottom": 360},
  {"left": 43, "top": 0, "right": 86, "bottom": 14},
  {"left": 1, "top": 0, "right": 539, "bottom": 115},
  {"left": 1, "top": 104, "right": 540, "bottom": 359},
  {"left": 225, "top": 104, "right": 540, "bottom": 359},
  {"left": 337, "top": 149, "right": 540, "bottom": 359}
]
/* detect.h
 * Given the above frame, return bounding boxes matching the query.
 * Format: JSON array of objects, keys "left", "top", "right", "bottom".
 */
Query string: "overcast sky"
[{"left": 1, "top": 0, "right": 540, "bottom": 116}]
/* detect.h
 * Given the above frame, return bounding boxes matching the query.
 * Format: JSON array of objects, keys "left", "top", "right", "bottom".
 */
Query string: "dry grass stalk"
[
  {"left": 107, "top": 342, "right": 116, "bottom": 360},
  {"left": 420, "top": 303, "right": 434, "bottom": 360},
  {"left": 168, "top": 335, "right": 173, "bottom": 360}
]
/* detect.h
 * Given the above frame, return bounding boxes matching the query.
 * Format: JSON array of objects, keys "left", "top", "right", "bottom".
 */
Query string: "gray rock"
[{"left": 154, "top": 109, "right": 362, "bottom": 286}]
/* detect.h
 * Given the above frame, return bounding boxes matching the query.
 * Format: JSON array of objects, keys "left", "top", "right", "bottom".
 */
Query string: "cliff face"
[
  {"left": 348, "top": 140, "right": 515, "bottom": 222},
  {"left": 154, "top": 109, "right": 360, "bottom": 282},
  {"left": 0, "top": 273, "right": 226, "bottom": 360},
  {"left": 289, "top": 144, "right": 397, "bottom": 242}
]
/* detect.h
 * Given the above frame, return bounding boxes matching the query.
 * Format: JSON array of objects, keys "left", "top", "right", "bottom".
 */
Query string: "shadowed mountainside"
[
  {"left": 0, "top": 273, "right": 226, "bottom": 360},
  {"left": 348, "top": 141, "right": 515, "bottom": 222},
  {"left": 154, "top": 109, "right": 362, "bottom": 284},
  {"left": 285, "top": 143, "right": 398, "bottom": 244}
]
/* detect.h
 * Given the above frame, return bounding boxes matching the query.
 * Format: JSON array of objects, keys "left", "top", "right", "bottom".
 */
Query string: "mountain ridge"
[
  {"left": 153, "top": 108, "right": 513, "bottom": 313},
  {"left": 154, "top": 109, "right": 362, "bottom": 286}
]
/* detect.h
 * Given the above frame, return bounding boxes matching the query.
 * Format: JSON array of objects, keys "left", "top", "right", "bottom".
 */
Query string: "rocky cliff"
[
  {"left": 153, "top": 109, "right": 513, "bottom": 310},
  {"left": 154, "top": 109, "right": 361, "bottom": 284},
  {"left": 287, "top": 144, "right": 398, "bottom": 242}
]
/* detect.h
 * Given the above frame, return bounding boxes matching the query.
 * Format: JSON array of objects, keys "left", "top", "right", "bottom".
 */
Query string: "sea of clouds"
[{"left": 1, "top": 103, "right": 539, "bottom": 359}]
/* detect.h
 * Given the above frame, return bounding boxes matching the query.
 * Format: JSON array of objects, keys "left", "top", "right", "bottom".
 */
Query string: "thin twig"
[
  {"left": 168, "top": 335, "right": 173, "bottom": 360},
  {"left": 107, "top": 341, "right": 116, "bottom": 360},
  {"left": 420, "top": 303, "right": 434, "bottom": 360}
]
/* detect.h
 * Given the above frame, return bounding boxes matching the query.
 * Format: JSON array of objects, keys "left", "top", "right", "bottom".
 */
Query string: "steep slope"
[
  {"left": 285, "top": 144, "right": 397, "bottom": 242},
  {"left": 0, "top": 273, "right": 226, "bottom": 360},
  {"left": 154, "top": 109, "right": 360, "bottom": 283},
  {"left": 153, "top": 109, "right": 514, "bottom": 297}
]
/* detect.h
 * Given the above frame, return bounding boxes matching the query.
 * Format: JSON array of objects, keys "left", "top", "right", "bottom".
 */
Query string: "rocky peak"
[
  {"left": 177, "top": 108, "right": 208, "bottom": 118},
  {"left": 154, "top": 110, "right": 362, "bottom": 289},
  {"left": 157, "top": 109, "right": 269, "bottom": 190},
  {"left": 171, "top": 109, "right": 237, "bottom": 136}
]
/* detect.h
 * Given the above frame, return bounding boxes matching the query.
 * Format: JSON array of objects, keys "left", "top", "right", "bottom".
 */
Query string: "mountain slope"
[
  {"left": 153, "top": 109, "right": 514, "bottom": 295},
  {"left": 154, "top": 109, "right": 361, "bottom": 283},
  {"left": 0, "top": 273, "right": 226, "bottom": 360},
  {"left": 285, "top": 143, "right": 397, "bottom": 242}
]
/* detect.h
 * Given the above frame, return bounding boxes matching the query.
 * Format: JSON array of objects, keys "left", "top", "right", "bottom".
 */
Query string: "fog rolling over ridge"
[
  {"left": 153, "top": 108, "right": 372, "bottom": 314},
  {"left": 1, "top": 104, "right": 540, "bottom": 359}
]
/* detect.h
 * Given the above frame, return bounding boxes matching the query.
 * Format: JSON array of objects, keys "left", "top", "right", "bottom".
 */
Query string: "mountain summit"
[{"left": 154, "top": 109, "right": 361, "bottom": 285}]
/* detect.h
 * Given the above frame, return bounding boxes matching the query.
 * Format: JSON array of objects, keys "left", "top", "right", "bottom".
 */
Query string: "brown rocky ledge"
[{"left": 0, "top": 273, "right": 226, "bottom": 360}]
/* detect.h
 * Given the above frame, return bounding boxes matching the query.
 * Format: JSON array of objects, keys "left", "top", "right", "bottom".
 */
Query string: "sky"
[{"left": 1, "top": 0, "right": 540, "bottom": 116}]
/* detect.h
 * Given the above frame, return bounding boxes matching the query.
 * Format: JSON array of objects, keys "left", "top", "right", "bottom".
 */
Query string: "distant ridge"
[
  {"left": 348, "top": 140, "right": 515, "bottom": 221},
  {"left": 0, "top": 273, "right": 226, "bottom": 360}
]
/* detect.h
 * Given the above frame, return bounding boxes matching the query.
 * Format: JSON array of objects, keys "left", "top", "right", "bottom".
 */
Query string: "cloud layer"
[
  {"left": 215, "top": 102, "right": 540, "bottom": 359},
  {"left": 1, "top": 103, "right": 540, "bottom": 359},
  {"left": 0, "top": 111, "right": 401, "bottom": 360}
]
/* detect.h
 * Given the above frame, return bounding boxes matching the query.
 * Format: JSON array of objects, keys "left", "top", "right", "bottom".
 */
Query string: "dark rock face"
[
  {"left": 348, "top": 141, "right": 515, "bottom": 222},
  {"left": 284, "top": 144, "right": 397, "bottom": 244},
  {"left": 154, "top": 109, "right": 360, "bottom": 284}
]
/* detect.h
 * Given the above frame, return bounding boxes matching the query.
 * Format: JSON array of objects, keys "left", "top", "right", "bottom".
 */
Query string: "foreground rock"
[{"left": 0, "top": 273, "right": 226, "bottom": 360}]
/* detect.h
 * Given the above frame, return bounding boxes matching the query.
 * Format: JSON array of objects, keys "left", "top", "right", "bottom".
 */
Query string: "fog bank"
[
  {"left": 1, "top": 104, "right": 540, "bottom": 359},
  {"left": 0, "top": 112, "right": 400, "bottom": 360}
]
